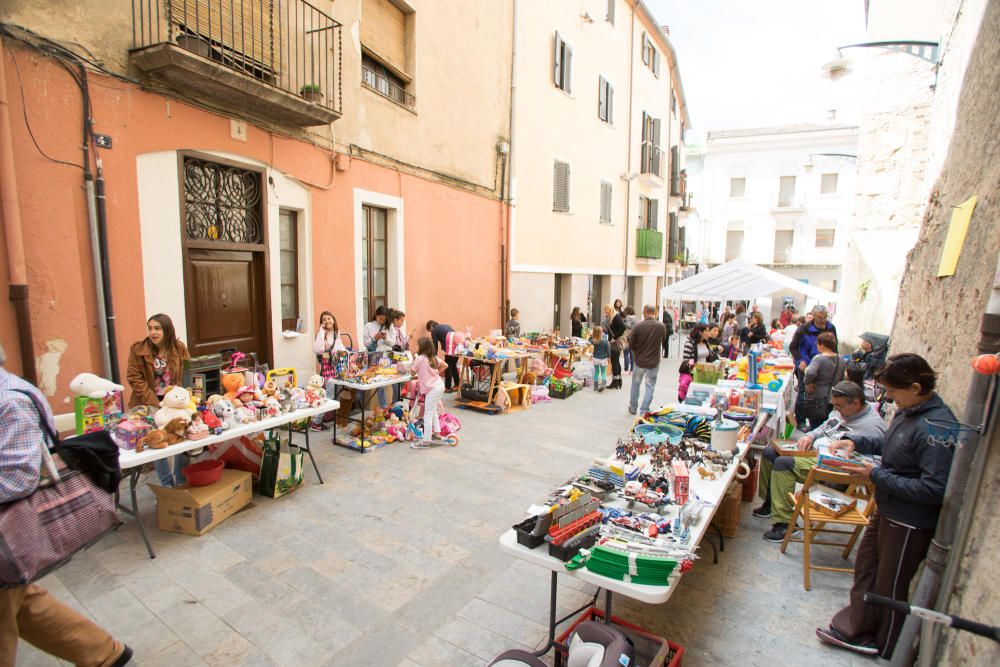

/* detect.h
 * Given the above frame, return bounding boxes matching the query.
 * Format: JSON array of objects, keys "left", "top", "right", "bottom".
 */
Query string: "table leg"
[
  {"left": 604, "top": 590, "right": 612, "bottom": 625},
  {"left": 713, "top": 524, "right": 726, "bottom": 552},
  {"left": 532, "top": 571, "right": 559, "bottom": 657},
  {"left": 116, "top": 469, "right": 156, "bottom": 559},
  {"left": 291, "top": 422, "right": 324, "bottom": 484}
]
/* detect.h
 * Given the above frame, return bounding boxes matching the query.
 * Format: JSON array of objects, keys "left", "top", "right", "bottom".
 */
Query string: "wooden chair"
[{"left": 779, "top": 466, "right": 877, "bottom": 591}]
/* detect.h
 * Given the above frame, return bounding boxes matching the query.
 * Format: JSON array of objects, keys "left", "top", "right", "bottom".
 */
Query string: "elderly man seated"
[{"left": 754, "top": 381, "right": 888, "bottom": 542}]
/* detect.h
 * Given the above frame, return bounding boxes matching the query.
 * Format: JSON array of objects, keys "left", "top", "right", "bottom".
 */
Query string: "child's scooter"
[{"left": 407, "top": 421, "right": 458, "bottom": 448}]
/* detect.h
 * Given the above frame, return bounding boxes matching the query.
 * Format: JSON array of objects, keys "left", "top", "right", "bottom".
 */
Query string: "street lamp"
[{"left": 822, "top": 40, "right": 940, "bottom": 79}]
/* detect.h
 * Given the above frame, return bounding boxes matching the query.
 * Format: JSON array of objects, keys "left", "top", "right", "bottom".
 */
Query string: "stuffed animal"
[
  {"left": 262, "top": 380, "right": 278, "bottom": 398},
  {"left": 136, "top": 429, "right": 168, "bottom": 452},
  {"left": 186, "top": 413, "right": 209, "bottom": 440},
  {"left": 222, "top": 372, "right": 246, "bottom": 401},
  {"left": 307, "top": 375, "right": 326, "bottom": 400},
  {"left": 202, "top": 409, "right": 223, "bottom": 434},
  {"left": 213, "top": 399, "right": 236, "bottom": 430},
  {"left": 161, "top": 417, "right": 189, "bottom": 445},
  {"left": 289, "top": 387, "right": 308, "bottom": 410},
  {"left": 205, "top": 393, "right": 224, "bottom": 407},
  {"left": 154, "top": 386, "right": 195, "bottom": 428},
  {"left": 264, "top": 396, "right": 281, "bottom": 418},
  {"left": 69, "top": 373, "right": 124, "bottom": 398}
]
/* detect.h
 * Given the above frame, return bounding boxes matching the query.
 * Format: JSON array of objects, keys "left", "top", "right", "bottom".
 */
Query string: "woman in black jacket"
[
  {"left": 603, "top": 304, "right": 627, "bottom": 389},
  {"left": 817, "top": 354, "right": 956, "bottom": 660},
  {"left": 744, "top": 312, "right": 769, "bottom": 346}
]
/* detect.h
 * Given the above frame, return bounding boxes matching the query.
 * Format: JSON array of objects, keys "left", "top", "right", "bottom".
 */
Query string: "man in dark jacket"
[
  {"left": 628, "top": 305, "right": 666, "bottom": 415},
  {"left": 426, "top": 320, "right": 459, "bottom": 392},
  {"left": 790, "top": 305, "right": 837, "bottom": 425}
]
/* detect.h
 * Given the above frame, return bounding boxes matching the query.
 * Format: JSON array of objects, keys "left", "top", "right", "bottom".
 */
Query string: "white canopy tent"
[{"left": 661, "top": 259, "right": 839, "bottom": 303}]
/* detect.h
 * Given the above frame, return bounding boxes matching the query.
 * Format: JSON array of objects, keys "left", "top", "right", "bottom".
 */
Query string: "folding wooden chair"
[{"left": 779, "top": 466, "right": 877, "bottom": 591}]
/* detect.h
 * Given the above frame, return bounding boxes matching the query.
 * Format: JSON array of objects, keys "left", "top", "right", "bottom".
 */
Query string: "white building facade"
[{"left": 683, "top": 124, "right": 858, "bottom": 314}]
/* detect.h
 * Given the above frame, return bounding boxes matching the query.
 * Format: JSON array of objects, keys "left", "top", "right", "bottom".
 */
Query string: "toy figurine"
[
  {"left": 186, "top": 412, "right": 209, "bottom": 440},
  {"left": 212, "top": 399, "right": 236, "bottom": 430},
  {"left": 264, "top": 396, "right": 281, "bottom": 418}
]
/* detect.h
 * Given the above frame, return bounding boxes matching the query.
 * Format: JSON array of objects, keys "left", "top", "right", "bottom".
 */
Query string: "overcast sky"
[{"left": 645, "top": 0, "right": 869, "bottom": 140}]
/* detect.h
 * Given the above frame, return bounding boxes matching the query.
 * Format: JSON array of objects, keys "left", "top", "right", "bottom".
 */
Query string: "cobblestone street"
[{"left": 19, "top": 355, "right": 864, "bottom": 667}]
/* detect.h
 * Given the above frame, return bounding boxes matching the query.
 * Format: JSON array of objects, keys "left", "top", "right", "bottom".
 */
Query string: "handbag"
[
  {"left": 258, "top": 432, "right": 304, "bottom": 498},
  {"left": 0, "top": 392, "right": 122, "bottom": 587}
]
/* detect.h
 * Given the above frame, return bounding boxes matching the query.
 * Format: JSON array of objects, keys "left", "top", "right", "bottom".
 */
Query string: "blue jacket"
[
  {"left": 848, "top": 393, "right": 956, "bottom": 529},
  {"left": 790, "top": 321, "right": 837, "bottom": 367}
]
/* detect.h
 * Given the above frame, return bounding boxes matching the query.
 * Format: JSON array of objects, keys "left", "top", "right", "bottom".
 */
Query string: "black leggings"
[
  {"left": 444, "top": 355, "right": 460, "bottom": 390},
  {"left": 610, "top": 349, "right": 622, "bottom": 378}
]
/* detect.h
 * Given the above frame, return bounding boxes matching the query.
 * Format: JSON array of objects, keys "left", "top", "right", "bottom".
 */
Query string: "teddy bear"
[
  {"left": 307, "top": 374, "right": 326, "bottom": 399},
  {"left": 261, "top": 380, "right": 278, "bottom": 398},
  {"left": 212, "top": 399, "right": 236, "bottom": 430},
  {"left": 221, "top": 372, "right": 246, "bottom": 401},
  {"left": 154, "top": 386, "right": 195, "bottom": 428},
  {"left": 69, "top": 373, "right": 124, "bottom": 398},
  {"left": 264, "top": 396, "right": 281, "bottom": 418}
]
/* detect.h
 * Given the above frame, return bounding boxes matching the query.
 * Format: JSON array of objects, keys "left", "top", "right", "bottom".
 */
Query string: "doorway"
[
  {"left": 361, "top": 205, "right": 389, "bottom": 322},
  {"left": 180, "top": 154, "right": 270, "bottom": 364}
]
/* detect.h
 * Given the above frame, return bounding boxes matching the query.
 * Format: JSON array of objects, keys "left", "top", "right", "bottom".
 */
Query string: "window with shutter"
[
  {"left": 649, "top": 199, "right": 659, "bottom": 231},
  {"left": 778, "top": 176, "right": 796, "bottom": 207},
  {"left": 598, "top": 76, "right": 607, "bottom": 121},
  {"left": 361, "top": 0, "right": 408, "bottom": 75},
  {"left": 730, "top": 177, "right": 746, "bottom": 198},
  {"left": 554, "top": 32, "right": 572, "bottom": 93},
  {"left": 641, "top": 33, "right": 650, "bottom": 65},
  {"left": 600, "top": 181, "right": 612, "bottom": 223},
  {"left": 638, "top": 195, "right": 647, "bottom": 228},
  {"left": 553, "top": 161, "right": 570, "bottom": 212},
  {"left": 652, "top": 49, "right": 660, "bottom": 77},
  {"left": 607, "top": 82, "right": 614, "bottom": 123},
  {"left": 678, "top": 226, "right": 686, "bottom": 261},
  {"left": 820, "top": 173, "right": 838, "bottom": 194},
  {"left": 668, "top": 212, "right": 678, "bottom": 258},
  {"left": 607, "top": 0, "right": 615, "bottom": 24}
]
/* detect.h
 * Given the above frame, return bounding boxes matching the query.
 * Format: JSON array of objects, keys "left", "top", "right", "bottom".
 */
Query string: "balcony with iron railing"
[
  {"left": 636, "top": 227, "right": 663, "bottom": 259},
  {"left": 362, "top": 65, "right": 415, "bottom": 109},
  {"left": 129, "top": 0, "right": 342, "bottom": 127}
]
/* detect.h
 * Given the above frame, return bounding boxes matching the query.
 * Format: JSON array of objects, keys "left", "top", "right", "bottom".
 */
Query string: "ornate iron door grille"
[{"left": 183, "top": 157, "right": 264, "bottom": 244}]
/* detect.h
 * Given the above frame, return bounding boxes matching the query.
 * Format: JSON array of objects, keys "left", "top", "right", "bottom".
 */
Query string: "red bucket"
[{"left": 181, "top": 459, "right": 224, "bottom": 486}]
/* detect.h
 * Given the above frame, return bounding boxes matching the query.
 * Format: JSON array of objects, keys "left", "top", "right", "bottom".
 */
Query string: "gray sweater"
[{"left": 804, "top": 353, "right": 845, "bottom": 401}]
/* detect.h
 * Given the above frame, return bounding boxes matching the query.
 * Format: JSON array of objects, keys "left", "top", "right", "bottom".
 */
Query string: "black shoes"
[
  {"left": 763, "top": 523, "right": 788, "bottom": 542},
  {"left": 111, "top": 646, "right": 134, "bottom": 667},
  {"left": 752, "top": 501, "right": 771, "bottom": 518}
]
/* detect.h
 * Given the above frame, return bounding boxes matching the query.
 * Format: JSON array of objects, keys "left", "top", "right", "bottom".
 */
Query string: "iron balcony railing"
[
  {"left": 362, "top": 65, "right": 416, "bottom": 109},
  {"left": 131, "top": 0, "right": 342, "bottom": 116},
  {"left": 636, "top": 227, "right": 663, "bottom": 260},
  {"left": 640, "top": 141, "right": 663, "bottom": 177}
]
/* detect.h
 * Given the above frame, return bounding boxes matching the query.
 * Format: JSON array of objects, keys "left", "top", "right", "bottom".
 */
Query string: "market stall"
[
  {"left": 116, "top": 401, "right": 339, "bottom": 558},
  {"left": 453, "top": 350, "right": 535, "bottom": 414},
  {"left": 498, "top": 403, "right": 773, "bottom": 656}
]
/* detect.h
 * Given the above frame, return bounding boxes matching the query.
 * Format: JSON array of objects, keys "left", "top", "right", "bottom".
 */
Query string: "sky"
[{"left": 645, "top": 0, "right": 870, "bottom": 141}]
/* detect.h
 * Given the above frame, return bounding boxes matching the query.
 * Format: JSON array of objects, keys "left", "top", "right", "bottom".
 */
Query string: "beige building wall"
[
  {"left": 0, "top": 0, "right": 512, "bottom": 194},
  {"left": 508, "top": 0, "right": 690, "bottom": 326}
]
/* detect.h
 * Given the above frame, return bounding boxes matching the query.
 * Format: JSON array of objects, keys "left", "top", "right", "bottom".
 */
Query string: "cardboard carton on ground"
[{"left": 150, "top": 469, "right": 252, "bottom": 536}]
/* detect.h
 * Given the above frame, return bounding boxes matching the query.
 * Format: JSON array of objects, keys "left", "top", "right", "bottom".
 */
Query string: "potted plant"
[
  {"left": 175, "top": 33, "right": 211, "bottom": 57},
  {"left": 300, "top": 84, "right": 323, "bottom": 102},
  {"left": 672, "top": 253, "right": 687, "bottom": 266}
]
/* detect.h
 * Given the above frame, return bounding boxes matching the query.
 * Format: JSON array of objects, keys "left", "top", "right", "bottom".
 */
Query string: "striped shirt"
[{"left": 0, "top": 368, "right": 52, "bottom": 503}]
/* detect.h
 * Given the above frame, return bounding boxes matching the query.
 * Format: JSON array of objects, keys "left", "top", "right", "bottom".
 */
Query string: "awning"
[{"left": 661, "top": 259, "right": 839, "bottom": 302}]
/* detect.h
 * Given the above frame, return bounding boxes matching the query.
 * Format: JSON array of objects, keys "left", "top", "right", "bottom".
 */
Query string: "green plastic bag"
[{"left": 259, "top": 432, "right": 304, "bottom": 498}]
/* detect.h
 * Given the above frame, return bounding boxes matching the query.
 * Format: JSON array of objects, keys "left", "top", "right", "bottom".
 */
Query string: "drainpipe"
[
  {"left": 0, "top": 38, "right": 37, "bottom": 383},
  {"left": 661, "top": 59, "right": 673, "bottom": 314},
  {"left": 622, "top": 3, "right": 636, "bottom": 300},
  {"left": 892, "top": 254, "right": 1000, "bottom": 666},
  {"left": 504, "top": 0, "right": 518, "bottom": 326}
]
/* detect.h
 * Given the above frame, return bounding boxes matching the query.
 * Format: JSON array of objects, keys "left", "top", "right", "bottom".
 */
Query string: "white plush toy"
[
  {"left": 154, "top": 385, "right": 195, "bottom": 428},
  {"left": 69, "top": 373, "right": 124, "bottom": 398}
]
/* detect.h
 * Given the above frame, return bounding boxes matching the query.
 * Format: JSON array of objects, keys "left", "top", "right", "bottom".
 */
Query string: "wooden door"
[
  {"left": 184, "top": 249, "right": 268, "bottom": 360},
  {"left": 180, "top": 153, "right": 271, "bottom": 365}
]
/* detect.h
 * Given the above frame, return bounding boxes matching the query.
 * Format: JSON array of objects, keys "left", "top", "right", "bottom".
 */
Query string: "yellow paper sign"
[{"left": 937, "top": 196, "right": 978, "bottom": 277}]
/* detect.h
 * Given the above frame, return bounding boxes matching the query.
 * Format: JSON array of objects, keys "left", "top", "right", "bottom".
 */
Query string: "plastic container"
[
  {"left": 710, "top": 419, "right": 740, "bottom": 452},
  {"left": 547, "top": 531, "right": 597, "bottom": 562},
  {"left": 556, "top": 607, "right": 683, "bottom": 667},
  {"left": 513, "top": 516, "right": 547, "bottom": 548},
  {"left": 181, "top": 459, "right": 224, "bottom": 486},
  {"left": 550, "top": 385, "right": 573, "bottom": 399}
]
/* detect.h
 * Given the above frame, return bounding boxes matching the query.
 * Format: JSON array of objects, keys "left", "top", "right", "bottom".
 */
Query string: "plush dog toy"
[
  {"left": 69, "top": 373, "right": 124, "bottom": 398},
  {"left": 213, "top": 399, "right": 236, "bottom": 430},
  {"left": 136, "top": 417, "right": 189, "bottom": 452}
]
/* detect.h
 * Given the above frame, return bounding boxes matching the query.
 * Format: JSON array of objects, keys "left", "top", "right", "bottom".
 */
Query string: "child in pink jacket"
[
  {"left": 411, "top": 337, "right": 447, "bottom": 447},
  {"left": 678, "top": 360, "right": 693, "bottom": 402}
]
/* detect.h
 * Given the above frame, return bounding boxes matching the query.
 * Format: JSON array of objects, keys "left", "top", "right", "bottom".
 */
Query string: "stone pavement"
[{"left": 19, "top": 355, "right": 870, "bottom": 667}]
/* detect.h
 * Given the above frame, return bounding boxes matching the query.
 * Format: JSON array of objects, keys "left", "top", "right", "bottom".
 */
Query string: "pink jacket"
[
  {"left": 412, "top": 355, "right": 444, "bottom": 393},
  {"left": 678, "top": 373, "right": 693, "bottom": 402}
]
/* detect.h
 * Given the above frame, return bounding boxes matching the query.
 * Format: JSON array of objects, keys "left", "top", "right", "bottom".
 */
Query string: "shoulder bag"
[{"left": 0, "top": 391, "right": 123, "bottom": 587}]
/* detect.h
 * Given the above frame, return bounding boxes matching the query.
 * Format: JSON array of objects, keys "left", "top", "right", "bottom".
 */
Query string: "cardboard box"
[{"left": 150, "top": 469, "right": 252, "bottom": 536}]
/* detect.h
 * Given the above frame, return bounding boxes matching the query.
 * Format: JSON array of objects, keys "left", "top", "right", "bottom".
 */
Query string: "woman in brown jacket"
[{"left": 126, "top": 314, "right": 190, "bottom": 486}]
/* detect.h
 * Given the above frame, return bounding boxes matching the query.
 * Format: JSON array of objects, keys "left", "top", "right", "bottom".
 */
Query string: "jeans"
[
  {"left": 629, "top": 364, "right": 660, "bottom": 413},
  {"left": 154, "top": 454, "right": 190, "bottom": 487},
  {"left": 593, "top": 359, "right": 608, "bottom": 386},
  {"left": 623, "top": 349, "right": 633, "bottom": 371},
  {"left": 422, "top": 382, "right": 445, "bottom": 436},
  {"left": 444, "top": 355, "right": 460, "bottom": 390}
]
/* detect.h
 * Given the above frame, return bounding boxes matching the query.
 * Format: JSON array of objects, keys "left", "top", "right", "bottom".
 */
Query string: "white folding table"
[
  {"left": 498, "top": 439, "right": 751, "bottom": 656},
  {"left": 116, "top": 400, "right": 339, "bottom": 558},
  {"left": 326, "top": 375, "right": 411, "bottom": 452}
]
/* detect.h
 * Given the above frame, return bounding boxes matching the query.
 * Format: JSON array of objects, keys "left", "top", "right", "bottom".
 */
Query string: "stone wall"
[{"left": 889, "top": 1, "right": 1000, "bottom": 663}]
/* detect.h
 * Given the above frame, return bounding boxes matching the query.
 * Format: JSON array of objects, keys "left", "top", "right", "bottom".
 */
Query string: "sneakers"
[
  {"left": 410, "top": 440, "right": 431, "bottom": 449},
  {"left": 763, "top": 523, "right": 788, "bottom": 542},
  {"left": 752, "top": 501, "right": 772, "bottom": 519},
  {"left": 628, "top": 407, "right": 637, "bottom": 415},
  {"left": 815, "top": 626, "right": 879, "bottom": 656},
  {"left": 309, "top": 422, "right": 329, "bottom": 432},
  {"left": 111, "top": 645, "right": 134, "bottom": 667},
  {"left": 598, "top": 383, "right": 605, "bottom": 393}
]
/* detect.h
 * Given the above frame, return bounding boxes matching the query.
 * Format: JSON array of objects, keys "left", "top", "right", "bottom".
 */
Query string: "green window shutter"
[
  {"left": 607, "top": 82, "right": 614, "bottom": 123},
  {"left": 607, "top": 0, "right": 615, "bottom": 24},
  {"left": 598, "top": 76, "right": 607, "bottom": 120},
  {"left": 564, "top": 43, "right": 573, "bottom": 93},
  {"left": 650, "top": 199, "right": 659, "bottom": 231}
]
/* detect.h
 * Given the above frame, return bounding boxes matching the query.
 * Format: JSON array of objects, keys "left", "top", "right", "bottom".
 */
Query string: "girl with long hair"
[
  {"left": 311, "top": 311, "right": 347, "bottom": 431},
  {"left": 410, "top": 337, "right": 447, "bottom": 448},
  {"left": 126, "top": 313, "right": 191, "bottom": 486}
]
